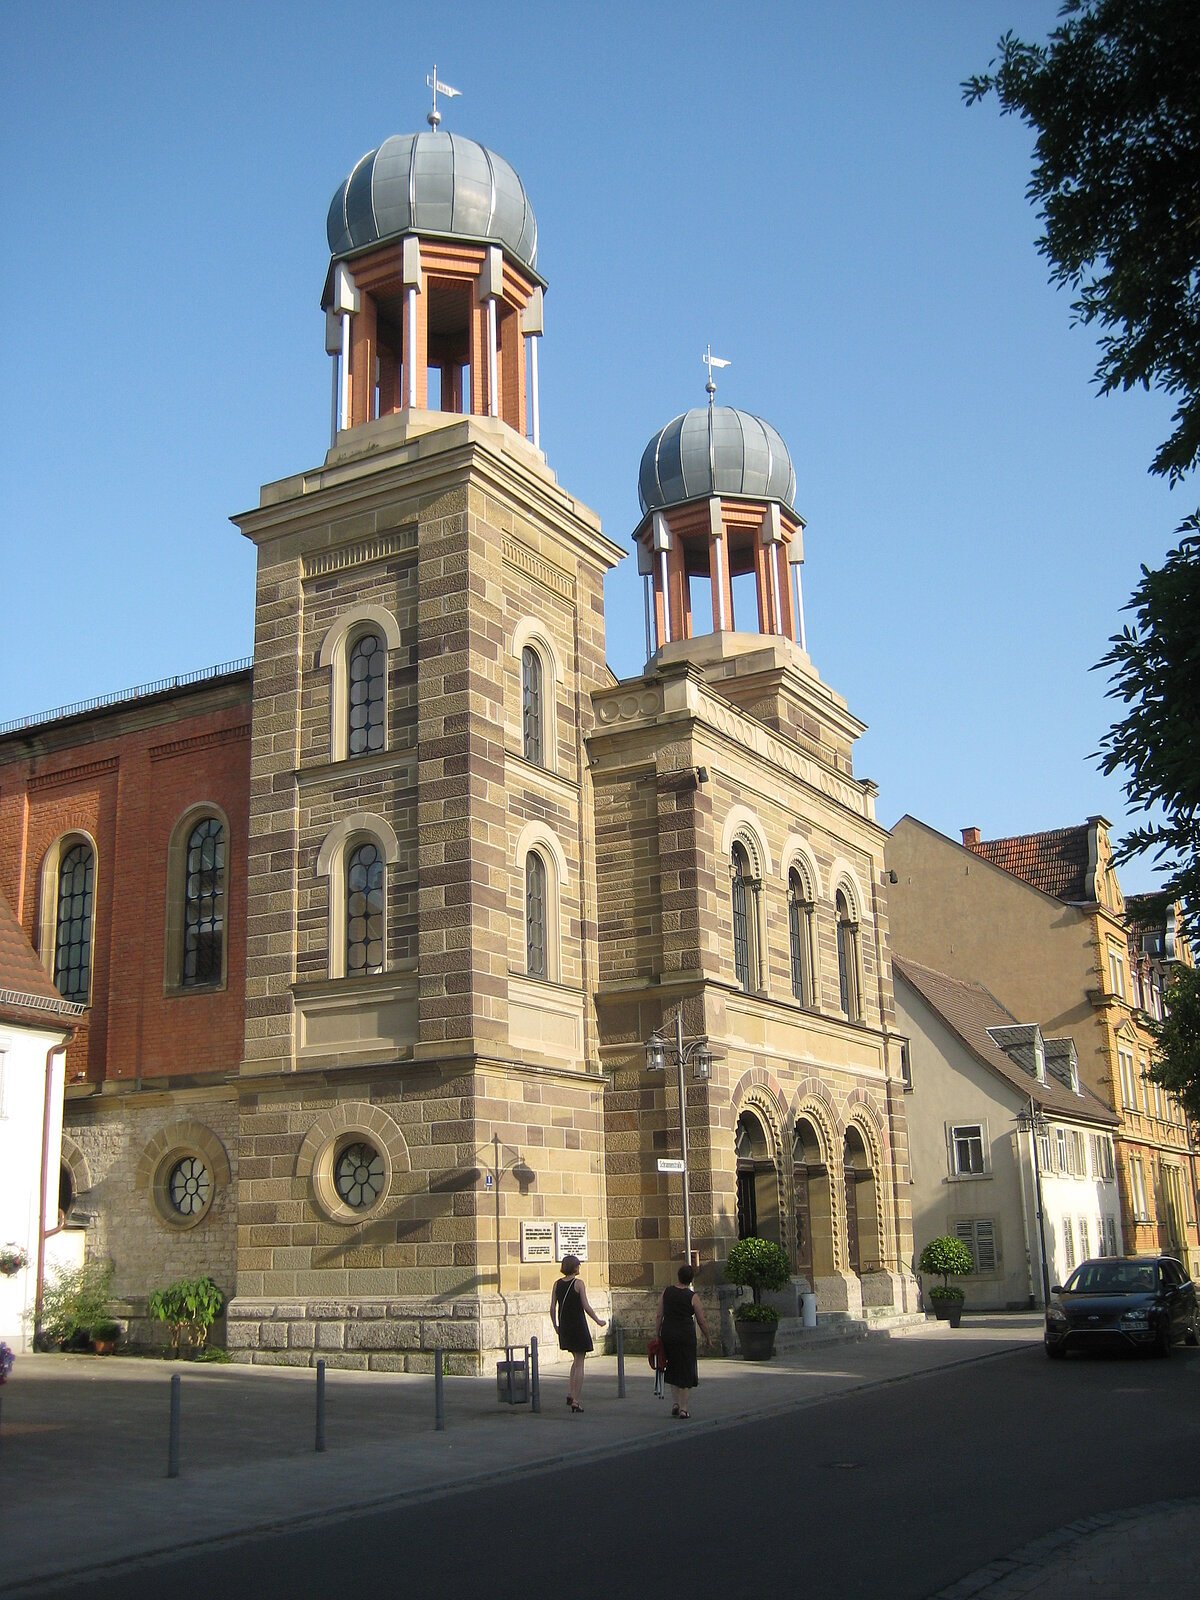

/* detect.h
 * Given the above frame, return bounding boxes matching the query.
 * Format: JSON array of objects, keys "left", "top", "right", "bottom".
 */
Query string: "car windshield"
[{"left": 1063, "top": 1261, "right": 1158, "bottom": 1294}]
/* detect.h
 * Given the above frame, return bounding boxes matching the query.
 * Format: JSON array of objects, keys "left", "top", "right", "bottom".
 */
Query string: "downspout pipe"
[{"left": 34, "top": 1038, "right": 70, "bottom": 1344}]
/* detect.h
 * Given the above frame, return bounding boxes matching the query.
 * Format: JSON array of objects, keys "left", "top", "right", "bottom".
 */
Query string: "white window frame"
[
  {"left": 948, "top": 1121, "right": 988, "bottom": 1179},
  {"left": 1107, "top": 941, "right": 1127, "bottom": 1000}
]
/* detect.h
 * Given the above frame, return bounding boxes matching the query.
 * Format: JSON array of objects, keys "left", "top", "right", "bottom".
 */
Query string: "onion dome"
[
  {"left": 638, "top": 407, "right": 797, "bottom": 517},
  {"left": 326, "top": 132, "right": 538, "bottom": 270}
]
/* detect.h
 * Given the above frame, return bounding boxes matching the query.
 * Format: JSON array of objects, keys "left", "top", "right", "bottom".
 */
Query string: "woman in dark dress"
[
  {"left": 550, "top": 1253, "right": 606, "bottom": 1412},
  {"left": 655, "top": 1263, "right": 710, "bottom": 1418}
]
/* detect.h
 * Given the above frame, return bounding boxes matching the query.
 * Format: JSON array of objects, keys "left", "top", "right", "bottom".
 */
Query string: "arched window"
[
  {"left": 525, "top": 850, "right": 547, "bottom": 979},
  {"left": 788, "top": 867, "right": 815, "bottom": 1007},
  {"left": 836, "top": 888, "right": 861, "bottom": 1022},
  {"left": 54, "top": 841, "right": 94, "bottom": 1003},
  {"left": 347, "top": 631, "right": 387, "bottom": 758},
  {"left": 521, "top": 645, "right": 544, "bottom": 766},
  {"left": 346, "top": 840, "right": 385, "bottom": 976},
  {"left": 731, "top": 842, "right": 761, "bottom": 991},
  {"left": 181, "top": 817, "right": 226, "bottom": 987}
]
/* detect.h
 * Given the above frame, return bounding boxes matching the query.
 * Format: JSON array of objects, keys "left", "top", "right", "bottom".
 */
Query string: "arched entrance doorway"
[
  {"left": 735, "top": 1110, "right": 780, "bottom": 1243},
  {"left": 843, "top": 1125, "right": 879, "bottom": 1275},
  {"left": 792, "top": 1117, "right": 834, "bottom": 1286}
]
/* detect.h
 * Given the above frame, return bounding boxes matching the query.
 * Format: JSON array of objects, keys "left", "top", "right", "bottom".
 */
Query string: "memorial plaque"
[
  {"left": 554, "top": 1221, "right": 588, "bottom": 1262},
  {"left": 520, "top": 1222, "right": 555, "bottom": 1263}
]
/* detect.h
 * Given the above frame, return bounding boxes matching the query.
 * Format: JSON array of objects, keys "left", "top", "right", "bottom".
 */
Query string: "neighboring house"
[
  {"left": 0, "top": 890, "right": 81, "bottom": 1351},
  {"left": 0, "top": 121, "right": 918, "bottom": 1368},
  {"left": 887, "top": 815, "right": 1200, "bottom": 1280},
  {"left": 895, "top": 957, "right": 1121, "bottom": 1308}
]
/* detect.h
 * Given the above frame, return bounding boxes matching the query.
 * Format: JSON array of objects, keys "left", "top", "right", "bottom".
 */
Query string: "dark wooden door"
[
  {"left": 736, "top": 1164, "right": 758, "bottom": 1239},
  {"left": 793, "top": 1165, "right": 813, "bottom": 1282},
  {"left": 844, "top": 1164, "right": 860, "bottom": 1274}
]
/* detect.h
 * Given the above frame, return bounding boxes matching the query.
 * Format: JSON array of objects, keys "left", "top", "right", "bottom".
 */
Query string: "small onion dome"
[
  {"left": 638, "top": 407, "right": 797, "bottom": 518},
  {"left": 326, "top": 132, "right": 538, "bottom": 271}
]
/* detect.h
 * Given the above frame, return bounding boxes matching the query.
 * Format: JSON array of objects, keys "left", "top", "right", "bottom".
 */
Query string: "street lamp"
[
  {"left": 644, "top": 1006, "right": 714, "bottom": 1265},
  {"left": 1016, "top": 1097, "right": 1051, "bottom": 1307}
]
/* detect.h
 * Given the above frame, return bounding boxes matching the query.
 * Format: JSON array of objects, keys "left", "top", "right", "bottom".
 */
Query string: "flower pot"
[
  {"left": 736, "top": 1320, "right": 778, "bottom": 1361},
  {"left": 932, "top": 1298, "right": 963, "bottom": 1328}
]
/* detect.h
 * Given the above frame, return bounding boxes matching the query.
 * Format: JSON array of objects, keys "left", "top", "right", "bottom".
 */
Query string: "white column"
[
  {"left": 529, "top": 336, "right": 540, "bottom": 448},
  {"left": 788, "top": 528, "right": 806, "bottom": 651},
  {"left": 402, "top": 236, "right": 423, "bottom": 410}
]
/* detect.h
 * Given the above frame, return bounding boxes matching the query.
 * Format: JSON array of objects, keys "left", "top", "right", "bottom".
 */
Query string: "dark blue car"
[{"left": 1045, "top": 1255, "right": 1199, "bottom": 1358}]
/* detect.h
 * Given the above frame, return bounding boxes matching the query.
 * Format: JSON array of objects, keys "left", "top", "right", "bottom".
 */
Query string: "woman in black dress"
[
  {"left": 550, "top": 1253, "right": 606, "bottom": 1412},
  {"left": 655, "top": 1263, "right": 710, "bottom": 1418}
]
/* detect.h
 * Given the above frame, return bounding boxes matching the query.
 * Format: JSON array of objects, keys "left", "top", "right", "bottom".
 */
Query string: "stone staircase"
[{"left": 772, "top": 1306, "right": 934, "bottom": 1354}]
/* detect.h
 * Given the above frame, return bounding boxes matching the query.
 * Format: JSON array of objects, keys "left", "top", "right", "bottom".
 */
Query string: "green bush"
[
  {"left": 734, "top": 1301, "right": 780, "bottom": 1325},
  {"left": 38, "top": 1260, "right": 115, "bottom": 1347},
  {"left": 725, "top": 1236, "right": 792, "bottom": 1310},
  {"left": 147, "top": 1276, "right": 224, "bottom": 1356},
  {"left": 918, "top": 1235, "right": 975, "bottom": 1292}
]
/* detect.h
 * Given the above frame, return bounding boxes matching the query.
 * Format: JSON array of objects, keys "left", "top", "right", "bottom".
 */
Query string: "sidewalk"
[{"left": 0, "top": 1314, "right": 1188, "bottom": 1598}]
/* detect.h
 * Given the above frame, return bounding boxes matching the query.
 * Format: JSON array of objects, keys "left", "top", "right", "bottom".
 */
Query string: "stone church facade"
[{"left": 0, "top": 124, "right": 915, "bottom": 1368}]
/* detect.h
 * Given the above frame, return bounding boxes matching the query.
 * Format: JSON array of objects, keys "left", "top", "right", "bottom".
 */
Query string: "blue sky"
[{"left": 2, "top": 1, "right": 1185, "bottom": 889}]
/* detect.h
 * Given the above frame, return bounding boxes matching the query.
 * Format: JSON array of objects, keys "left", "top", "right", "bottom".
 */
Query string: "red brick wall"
[{"left": 0, "top": 683, "right": 251, "bottom": 1085}]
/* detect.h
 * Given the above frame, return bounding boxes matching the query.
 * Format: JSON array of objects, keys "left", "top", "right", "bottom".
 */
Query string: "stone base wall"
[
  {"left": 225, "top": 1289, "right": 612, "bottom": 1375},
  {"left": 63, "top": 1089, "right": 238, "bottom": 1312}
]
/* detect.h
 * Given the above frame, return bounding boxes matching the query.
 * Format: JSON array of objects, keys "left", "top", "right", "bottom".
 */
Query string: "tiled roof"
[
  {"left": 965, "top": 825, "right": 1092, "bottom": 903},
  {"left": 893, "top": 956, "right": 1118, "bottom": 1126},
  {"left": 0, "top": 888, "right": 81, "bottom": 1031}
]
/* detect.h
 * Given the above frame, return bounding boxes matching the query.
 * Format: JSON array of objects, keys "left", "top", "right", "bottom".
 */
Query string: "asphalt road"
[{"left": 31, "top": 1343, "right": 1200, "bottom": 1600}]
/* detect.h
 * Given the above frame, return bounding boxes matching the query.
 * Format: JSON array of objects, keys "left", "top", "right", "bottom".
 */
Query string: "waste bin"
[
  {"left": 496, "top": 1348, "right": 529, "bottom": 1404},
  {"left": 801, "top": 1291, "right": 818, "bottom": 1328}
]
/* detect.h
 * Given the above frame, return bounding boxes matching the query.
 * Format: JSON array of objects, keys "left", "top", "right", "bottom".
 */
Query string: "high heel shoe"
[{"left": 570, "top": 1403, "right": 584, "bottom": 1412}]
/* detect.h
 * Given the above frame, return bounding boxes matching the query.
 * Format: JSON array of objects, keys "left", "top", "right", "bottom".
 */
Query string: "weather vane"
[
  {"left": 703, "top": 344, "right": 731, "bottom": 403},
  {"left": 426, "top": 66, "right": 462, "bottom": 130}
]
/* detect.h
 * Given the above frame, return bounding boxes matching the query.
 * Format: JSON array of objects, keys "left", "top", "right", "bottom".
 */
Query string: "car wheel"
[
  {"left": 1186, "top": 1309, "right": 1199, "bottom": 1348},
  {"left": 1153, "top": 1321, "right": 1172, "bottom": 1359},
  {"left": 1045, "top": 1340, "right": 1066, "bottom": 1360}
]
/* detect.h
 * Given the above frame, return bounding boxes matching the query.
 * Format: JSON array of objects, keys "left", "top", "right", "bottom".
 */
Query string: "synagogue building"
[{"left": 0, "top": 122, "right": 917, "bottom": 1365}]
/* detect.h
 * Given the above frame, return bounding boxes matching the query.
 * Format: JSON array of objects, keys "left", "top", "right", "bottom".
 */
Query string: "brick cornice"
[
  {"left": 28, "top": 757, "right": 119, "bottom": 791},
  {"left": 148, "top": 724, "right": 251, "bottom": 762}
]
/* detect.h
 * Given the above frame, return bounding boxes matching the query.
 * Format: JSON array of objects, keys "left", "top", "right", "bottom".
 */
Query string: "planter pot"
[
  {"left": 92, "top": 1339, "right": 119, "bottom": 1356},
  {"left": 932, "top": 1298, "right": 964, "bottom": 1328},
  {"left": 736, "top": 1320, "right": 778, "bottom": 1361}
]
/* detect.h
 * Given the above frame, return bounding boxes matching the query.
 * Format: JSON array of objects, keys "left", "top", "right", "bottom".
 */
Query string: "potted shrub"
[
  {"left": 37, "top": 1260, "right": 115, "bottom": 1350},
  {"left": 147, "top": 1276, "right": 224, "bottom": 1357},
  {"left": 918, "top": 1235, "right": 974, "bottom": 1327},
  {"left": 0, "top": 1341, "right": 14, "bottom": 1384},
  {"left": 91, "top": 1318, "right": 123, "bottom": 1356},
  {"left": 726, "top": 1236, "right": 792, "bottom": 1360}
]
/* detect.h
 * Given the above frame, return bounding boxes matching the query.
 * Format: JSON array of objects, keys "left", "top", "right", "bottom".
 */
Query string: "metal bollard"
[
  {"left": 434, "top": 1347, "right": 445, "bottom": 1431},
  {"left": 315, "top": 1359, "right": 326, "bottom": 1453},
  {"left": 530, "top": 1335, "right": 540, "bottom": 1413},
  {"left": 167, "top": 1373, "right": 181, "bottom": 1478},
  {"left": 616, "top": 1324, "right": 625, "bottom": 1398}
]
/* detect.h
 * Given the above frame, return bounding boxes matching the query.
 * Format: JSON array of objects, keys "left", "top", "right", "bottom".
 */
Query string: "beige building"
[
  {"left": 0, "top": 122, "right": 916, "bottom": 1367},
  {"left": 895, "top": 956, "right": 1120, "bottom": 1308},
  {"left": 887, "top": 815, "right": 1199, "bottom": 1281}
]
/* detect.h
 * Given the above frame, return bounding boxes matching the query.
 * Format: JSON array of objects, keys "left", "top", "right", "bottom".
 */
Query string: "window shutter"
[{"left": 973, "top": 1219, "right": 997, "bottom": 1272}]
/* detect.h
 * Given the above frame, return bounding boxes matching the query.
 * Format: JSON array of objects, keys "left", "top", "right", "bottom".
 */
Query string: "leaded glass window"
[
  {"left": 731, "top": 844, "right": 751, "bottom": 990},
  {"left": 525, "top": 851, "right": 547, "bottom": 979},
  {"left": 348, "top": 631, "right": 386, "bottom": 757},
  {"left": 168, "top": 1156, "right": 212, "bottom": 1217},
  {"left": 788, "top": 868, "right": 814, "bottom": 1007},
  {"left": 182, "top": 818, "right": 225, "bottom": 986},
  {"left": 54, "top": 841, "right": 94, "bottom": 1003},
  {"left": 335, "top": 1141, "right": 385, "bottom": 1209},
  {"left": 522, "top": 646, "right": 543, "bottom": 765},
  {"left": 346, "top": 840, "right": 385, "bottom": 975}
]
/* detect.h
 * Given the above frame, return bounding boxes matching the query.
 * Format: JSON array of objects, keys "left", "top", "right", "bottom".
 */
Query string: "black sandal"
[
  {"left": 570, "top": 1403, "right": 584, "bottom": 1412},
  {"left": 671, "top": 1405, "right": 680, "bottom": 1417}
]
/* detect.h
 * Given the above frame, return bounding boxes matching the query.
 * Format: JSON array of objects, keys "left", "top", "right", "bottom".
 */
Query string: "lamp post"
[
  {"left": 481, "top": 1135, "right": 536, "bottom": 1348},
  {"left": 1017, "top": 1097, "right": 1051, "bottom": 1307},
  {"left": 644, "top": 1006, "right": 713, "bottom": 1265}
]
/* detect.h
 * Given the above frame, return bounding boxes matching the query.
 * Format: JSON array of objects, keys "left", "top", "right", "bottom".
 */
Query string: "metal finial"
[
  {"left": 426, "top": 65, "right": 462, "bottom": 130},
  {"left": 703, "top": 344, "right": 731, "bottom": 406}
]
